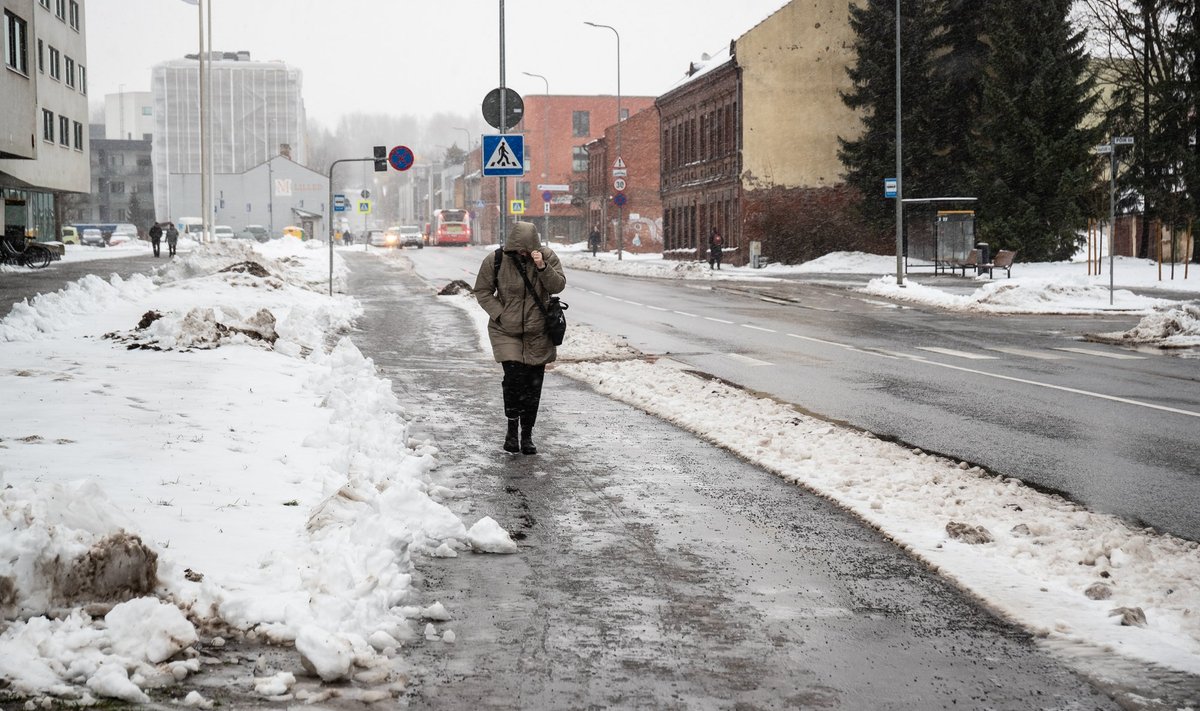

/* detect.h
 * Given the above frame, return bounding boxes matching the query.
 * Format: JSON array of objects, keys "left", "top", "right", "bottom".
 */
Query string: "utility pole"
[
  {"left": 893, "top": 0, "right": 904, "bottom": 286},
  {"left": 498, "top": 0, "right": 507, "bottom": 247}
]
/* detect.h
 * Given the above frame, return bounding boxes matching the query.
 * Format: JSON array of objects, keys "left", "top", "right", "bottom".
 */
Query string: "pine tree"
[
  {"left": 930, "top": 0, "right": 989, "bottom": 193},
  {"left": 839, "top": 0, "right": 944, "bottom": 227},
  {"left": 971, "top": 0, "right": 1101, "bottom": 261}
]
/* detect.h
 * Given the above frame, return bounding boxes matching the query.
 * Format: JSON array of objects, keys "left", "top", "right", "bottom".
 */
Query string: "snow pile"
[
  {"left": 1090, "top": 303, "right": 1200, "bottom": 348},
  {"left": 554, "top": 341, "right": 1200, "bottom": 677},
  {"left": 864, "top": 275, "right": 1171, "bottom": 314},
  {"left": 0, "top": 240, "right": 507, "bottom": 702},
  {"left": 559, "top": 249, "right": 778, "bottom": 283}
]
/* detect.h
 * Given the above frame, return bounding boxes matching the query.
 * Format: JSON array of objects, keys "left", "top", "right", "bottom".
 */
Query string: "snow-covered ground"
[{"left": 1, "top": 241, "right": 1198, "bottom": 704}]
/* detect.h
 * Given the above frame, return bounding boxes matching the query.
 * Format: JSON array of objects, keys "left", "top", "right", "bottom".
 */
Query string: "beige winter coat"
[{"left": 472, "top": 222, "right": 567, "bottom": 365}]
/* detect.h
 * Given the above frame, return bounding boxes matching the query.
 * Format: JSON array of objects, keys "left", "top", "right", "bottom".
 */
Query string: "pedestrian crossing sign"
[{"left": 482, "top": 134, "right": 525, "bottom": 177}]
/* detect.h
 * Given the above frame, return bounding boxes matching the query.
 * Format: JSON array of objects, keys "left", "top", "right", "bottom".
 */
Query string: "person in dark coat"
[
  {"left": 165, "top": 222, "right": 179, "bottom": 257},
  {"left": 148, "top": 222, "right": 163, "bottom": 258},
  {"left": 588, "top": 224, "right": 601, "bottom": 257},
  {"left": 472, "top": 221, "right": 567, "bottom": 455},
  {"left": 708, "top": 227, "right": 724, "bottom": 270}
]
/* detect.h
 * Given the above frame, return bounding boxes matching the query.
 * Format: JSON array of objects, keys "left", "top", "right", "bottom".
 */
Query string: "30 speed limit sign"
[{"left": 613, "top": 177, "right": 627, "bottom": 191}]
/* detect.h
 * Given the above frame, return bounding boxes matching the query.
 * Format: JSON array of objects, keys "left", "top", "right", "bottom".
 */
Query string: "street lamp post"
[
  {"left": 893, "top": 0, "right": 904, "bottom": 286},
  {"left": 522, "top": 71, "right": 550, "bottom": 242},
  {"left": 585, "top": 21, "right": 622, "bottom": 260}
]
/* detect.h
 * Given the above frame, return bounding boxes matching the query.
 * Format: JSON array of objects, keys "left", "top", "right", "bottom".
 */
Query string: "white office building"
[
  {"left": 151, "top": 51, "right": 308, "bottom": 222},
  {"left": 104, "top": 90, "right": 154, "bottom": 141},
  {"left": 1, "top": 0, "right": 90, "bottom": 241}
]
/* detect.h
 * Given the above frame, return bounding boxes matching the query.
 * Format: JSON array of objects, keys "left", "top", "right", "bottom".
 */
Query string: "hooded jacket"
[{"left": 472, "top": 222, "right": 567, "bottom": 365}]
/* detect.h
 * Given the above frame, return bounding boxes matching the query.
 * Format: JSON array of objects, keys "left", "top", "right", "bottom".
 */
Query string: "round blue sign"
[
  {"left": 613, "top": 192, "right": 628, "bottom": 207},
  {"left": 542, "top": 191, "right": 552, "bottom": 202},
  {"left": 388, "top": 145, "right": 415, "bottom": 171}
]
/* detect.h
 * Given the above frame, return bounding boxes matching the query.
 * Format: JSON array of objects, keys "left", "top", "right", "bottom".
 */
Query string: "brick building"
[
  {"left": 657, "top": 44, "right": 740, "bottom": 262},
  {"left": 586, "top": 106, "right": 662, "bottom": 253},
  {"left": 513, "top": 94, "right": 654, "bottom": 243}
]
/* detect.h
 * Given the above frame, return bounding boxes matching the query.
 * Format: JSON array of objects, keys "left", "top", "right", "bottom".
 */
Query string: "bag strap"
[
  {"left": 513, "top": 255, "right": 552, "bottom": 321},
  {"left": 492, "top": 248, "right": 503, "bottom": 287}
]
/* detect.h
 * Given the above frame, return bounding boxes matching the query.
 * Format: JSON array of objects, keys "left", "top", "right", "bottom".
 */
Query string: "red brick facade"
[
  {"left": 585, "top": 107, "right": 662, "bottom": 253},
  {"left": 513, "top": 94, "right": 655, "bottom": 243},
  {"left": 656, "top": 57, "right": 743, "bottom": 263}
]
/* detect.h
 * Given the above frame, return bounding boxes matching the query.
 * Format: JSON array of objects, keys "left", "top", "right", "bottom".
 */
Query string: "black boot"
[
  {"left": 504, "top": 417, "right": 520, "bottom": 453},
  {"left": 520, "top": 412, "right": 538, "bottom": 455}
]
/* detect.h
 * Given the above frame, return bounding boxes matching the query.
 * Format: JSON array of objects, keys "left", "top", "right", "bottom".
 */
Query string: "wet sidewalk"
[{"left": 345, "top": 252, "right": 1118, "bottom": 709}]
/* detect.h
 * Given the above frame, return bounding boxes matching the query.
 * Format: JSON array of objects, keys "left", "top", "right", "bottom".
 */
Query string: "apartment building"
[{"left": 1, "top": 0, "right": 90, "bottom": 240}]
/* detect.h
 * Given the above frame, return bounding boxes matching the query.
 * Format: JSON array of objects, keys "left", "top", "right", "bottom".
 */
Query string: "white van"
[{"left": 175, "top": 217, "right": 206, "bottom": 242}]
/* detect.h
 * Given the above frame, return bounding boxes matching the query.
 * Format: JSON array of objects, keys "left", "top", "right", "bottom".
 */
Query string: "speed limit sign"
[{"left": 613, "top": 177, "right": 627, "bottom": 191}]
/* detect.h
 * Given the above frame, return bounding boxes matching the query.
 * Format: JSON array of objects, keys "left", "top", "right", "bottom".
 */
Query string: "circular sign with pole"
[
  {"left": 613, "top": 177, "right": 627, "bottom": 192},
  {"left": 613, "top": 192, "right": 628, "bottom": 207},
  {"left": 541, "top": 191, "right": 552, "bottom": 202},
  {"left": 360, "top": 189, "right": 371, "bottom": 199},
  {"left": 388, "top": 145, "right": 415, "bottom": 171},
  {"left": 481, "top": 87, "right": 524, "bottom": 130}
]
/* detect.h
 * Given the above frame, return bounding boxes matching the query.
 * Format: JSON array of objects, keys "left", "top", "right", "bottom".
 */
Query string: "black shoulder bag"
[{"left": 498, "top": 250, "right": 568, "bottom": 346}]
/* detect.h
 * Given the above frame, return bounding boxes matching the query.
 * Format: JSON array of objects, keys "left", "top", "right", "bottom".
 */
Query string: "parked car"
[
  {"left": 367, "top": 229, "right": 395, "bottom": 248},
  {"left": 60, "top": 226, "right": 79, "bottom": 245},
  {"left": 107, "top": 230, "right": 134, "bottom": 246},
  {"left": 214, "top": 225, "right": 236, "bottom": 241},
  {"left": 80, "top": 228, "right": 105, "bottom": 247},
  {"left": 398, "top": 225, "right": 423, "bottom": 249},
  {"left": 242, "top": 225, "right": 270, "bottom": 243}
]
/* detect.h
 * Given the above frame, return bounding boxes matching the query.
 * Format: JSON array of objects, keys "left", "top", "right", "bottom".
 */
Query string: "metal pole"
[
  {"left": 198, "top": 0, "right": 208, "bottom": 246},
  {"left": 206, "top": 0, "right": 214, "bottom": 240},
  {"left": 893, "top": 0, "right": 904, "bottom": 286},
  {"left": 498, "top": 0, "right": 507, "bottom": 247},
  {"left": 1110, "top": 146, "right": 1116, "bottom": 305},
  {"left": 585, "top": 22, "right": 622, "bottom": 260},
  {"left": 327, "top": 157, "right": 374, "bottom": 296}
]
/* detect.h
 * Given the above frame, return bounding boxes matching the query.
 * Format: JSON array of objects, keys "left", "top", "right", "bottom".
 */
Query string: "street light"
[
  {"left": 451, "top": 126, "right": 472, "bottom": 150},
  {"left": 521, "top": 71, "right": 550, "bottom": 242},
  {"left": 893, "top": 0, "right": 904, "bottom": 286},
  {"left": 584, "top": 21, "right": 622, "bottom": 260}
]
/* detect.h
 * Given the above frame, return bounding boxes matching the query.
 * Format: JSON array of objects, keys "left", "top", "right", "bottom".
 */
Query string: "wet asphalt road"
[{"left": 344, "top": 251, "right": 1127, "bottom": 710}]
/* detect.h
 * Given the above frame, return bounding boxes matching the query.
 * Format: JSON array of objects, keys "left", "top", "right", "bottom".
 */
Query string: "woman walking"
[{"left": 472, "top": 221, "right": 567, "bottom": 455}]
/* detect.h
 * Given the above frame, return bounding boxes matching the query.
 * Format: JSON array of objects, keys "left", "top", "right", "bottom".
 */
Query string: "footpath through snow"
[{"left": 0, "top": 241, "right": 1198, "bottom": 705}]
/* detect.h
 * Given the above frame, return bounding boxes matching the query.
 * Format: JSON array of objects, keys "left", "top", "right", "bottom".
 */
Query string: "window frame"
[
  {"left": 58, "top": 115, "right": 70, "bottom": 146},
  {"left": 572, "top": 146, "right": 589, "bottom": 173},
  {"left": 68, "top": 0, "right": 79, "bottom": 30},
  {"left": 37, "top": 37, "right": 42, "bottom": 72},
  {"left": 72, "top": 120, "right": 83, "bottom": 150},
  {"left": 572, "top": 111, "right": 590, "bottom": 138},
  {"left": 4, "top": 10, "right": 29, "bottom": 76},
  {"left": 78, "top": 64, "right": 85, "bottom": 94},
  {"left": 48, "top": 45, "right": 59, "bottom": 80},
  {"left": 64, "top": 55, "right": 74, "bottom": 87},
  {"left": 39, "top": 0, "right": 50, "bottom": 8},
  {"left": 42, "top": 108, "right": 54, "bottom": 143},
  {"left": 54, "top": 0, "right": 65, "bottom": 21}
]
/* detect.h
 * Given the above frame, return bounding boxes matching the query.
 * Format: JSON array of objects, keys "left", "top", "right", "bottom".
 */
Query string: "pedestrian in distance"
[
  {"left": 472, "top": 221, "right": 567, "bottom": 455},
  {"left": 588, "top": 224, "right": 601, "bottom": 257},
  {"left": 148, "top": 221, "right": 163, "bottom": 258},
  {"left": 709, "top": 227, "right": 724, "bottom": 270},
  {"left": 165, "top": 222, "right": 179, "bottom": 257},
  {"left": 343, "top": 230, "right": 354, "bottom": 246}
]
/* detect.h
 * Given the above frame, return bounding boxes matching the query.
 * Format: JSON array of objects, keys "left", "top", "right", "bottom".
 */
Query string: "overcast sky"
[{"left": 85, "top": 0, "right": 791, "bottom": 129}]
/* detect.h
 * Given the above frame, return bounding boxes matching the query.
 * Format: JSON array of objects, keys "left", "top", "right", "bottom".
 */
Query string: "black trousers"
[
  {"left": 151, "top": 238, "right": 161, "bottom": 256},
  {"left": 501, "top": 361, "right": 545, "bottom": 429}
]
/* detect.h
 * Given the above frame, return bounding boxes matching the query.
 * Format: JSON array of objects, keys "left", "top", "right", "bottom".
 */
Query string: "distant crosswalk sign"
[{"left": 482, "top": 134, "right": 525, "bottom": 177}]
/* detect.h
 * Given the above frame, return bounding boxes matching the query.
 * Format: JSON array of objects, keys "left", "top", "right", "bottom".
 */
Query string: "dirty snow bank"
[
  {"left": 0, "top": 239, "right": 501, "bottom": 702},
  {"left": 863, "top": 274, "right": 1174, "bottom": 314},
  {"left": 1090, "top": 303, "right": 1200, "bottom": 348}
]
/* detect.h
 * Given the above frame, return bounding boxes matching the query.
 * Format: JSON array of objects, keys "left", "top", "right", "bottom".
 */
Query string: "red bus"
[{"left": 433, "top": 209, "right": 471, "bottom": 246}]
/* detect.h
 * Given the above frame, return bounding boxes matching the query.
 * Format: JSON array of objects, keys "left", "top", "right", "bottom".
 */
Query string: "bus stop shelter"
[{"left": 903, "top": 198, "right": 978, "bottom": 274}]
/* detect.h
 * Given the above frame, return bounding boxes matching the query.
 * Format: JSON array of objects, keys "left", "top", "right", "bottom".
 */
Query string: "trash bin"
[{"left": 975, "top": 242, "right": 990, "bottom": 271}]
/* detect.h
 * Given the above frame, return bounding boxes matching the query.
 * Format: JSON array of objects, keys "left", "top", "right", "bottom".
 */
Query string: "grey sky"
[{"left": 85, "top": 0, "right": 792, "bottom": 128}]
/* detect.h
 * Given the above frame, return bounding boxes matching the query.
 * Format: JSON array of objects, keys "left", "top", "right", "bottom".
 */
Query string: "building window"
[
  {"left": 39, "top": 0, "right": 50, "bottom": 8},
  {"left": 37, "top": 38, "right": 43, "bottom": 72},
  {"left": 620, "top": 108, "right": 630, "bottom": 121},
  {"left": 64, "top": 55, "right": 74, "bottom": 87},
  {"left": 58, "top": 115, "right": 69, "bottom": 146},
  {"left": 68, "top": 0, "right": 79, "bottom": 30},
  {"left": 572, "top": 146, "right": 589, "bottom": 172},
  {"left": 141, "top": 106, "right": 152, "bottom": 116},
  {"left": 4, "top": 10, "right": 29, "bottom": 75},
  {"left": 110, "top": 181, "right": 125, "bottom": 194},
  {"left": 517, "top": 181, "right": 531, "bottom": 202},
  {"left": 571, "top": 180, "right": 588, "bottom": 199},
  {"left": 55, "top": 0, "right": 65, "bottom": 20},
  {"left": 73, "top": 120, "right": 82, "bottom": 149},
  {"left": 78, "top": 64, "right": 85, "bottom": 93},
  {"left": 42, "top": 109, "right": 53, "bottom": 142},
  {"left": 572, "top": 111, "right": 590, "bottom": 137},
  {"left": 48, "top": 45, "right": 59, "bottom": 80},
  {"left": 108, "top": 153, "right": 124, "bottom": 166}
]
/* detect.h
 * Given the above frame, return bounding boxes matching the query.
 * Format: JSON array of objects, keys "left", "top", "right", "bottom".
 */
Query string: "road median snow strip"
[
  {"left": 0, "top": 240, "right": 503, "bottom": 702},
  {"left": 551, "top": 325, "right": 1200, "bottom": 677},
  {"left": 863, "top": 274, "right": 1173, "bottom": 314}
]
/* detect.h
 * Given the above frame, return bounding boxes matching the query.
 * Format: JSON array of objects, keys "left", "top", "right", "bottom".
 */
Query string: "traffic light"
[{"left": 373, "top": 145, "right": 387, "bottom": 172}]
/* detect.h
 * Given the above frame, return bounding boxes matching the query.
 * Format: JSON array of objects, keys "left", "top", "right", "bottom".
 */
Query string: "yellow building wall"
[{"left": 738, "top": 0, "right": 861, "bottom": 190}]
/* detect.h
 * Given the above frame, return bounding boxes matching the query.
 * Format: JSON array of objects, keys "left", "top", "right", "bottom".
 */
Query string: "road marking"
[
  {"left": 674, "top": 310, "right": 698, "bottom": 317},
  {"left": 605, "top": 295, "right": 622, "bottom": 302},
  {"left": 786, "top": 333, "right": 903, "bottom": 359},
  {"left": 622, "top": 299, "right": 643, "bottom": 306},
  {"left": 1054, "top": 347, "right": 1146, "bottom": 360},
  {"left": 986, "top": 347, "right": 1072, "bottom": 360},
  {"left": 742, "top": 324, "right": 777, "bottom": 333},
  {"left": 705, "top": 317, "right": 734, "bottom": 324},
  {"left": 647, "top": 305, "right": 669, "bottom": 312},
  {"left": 728, "top": 353, "right": 774, "bottom": 367},
  {"left": 758, "top": 295, "right": 794, "bottom": 305},
  {"left": 917, "top": 347, "right": 999, "bottom": 360}
]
